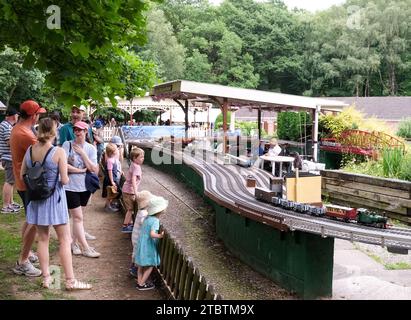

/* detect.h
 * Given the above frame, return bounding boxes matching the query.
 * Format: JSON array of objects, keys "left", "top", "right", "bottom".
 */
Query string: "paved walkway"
[{"left": 333, "top": 239, "right": 411, "bottom": 300}]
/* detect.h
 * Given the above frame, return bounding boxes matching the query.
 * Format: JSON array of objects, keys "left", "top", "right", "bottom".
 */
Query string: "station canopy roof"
[
  {"left": 151, "top": 80, "right": 348, "bottom": 112},
  {"left": 105, "top": 96, "right": 180, "bottom": 112}
]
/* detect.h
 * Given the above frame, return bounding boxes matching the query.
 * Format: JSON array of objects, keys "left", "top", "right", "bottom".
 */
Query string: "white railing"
[
  {"left": 187, "top": 127, "right": 213, "bottom": 138},
  {"left": 102, "top": 127, "right": 120, "bottom": 142}
]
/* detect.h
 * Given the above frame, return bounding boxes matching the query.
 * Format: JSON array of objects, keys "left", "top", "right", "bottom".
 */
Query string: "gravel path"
[{"left": 139, "top": 163, "right": 296, "bottom": 300}]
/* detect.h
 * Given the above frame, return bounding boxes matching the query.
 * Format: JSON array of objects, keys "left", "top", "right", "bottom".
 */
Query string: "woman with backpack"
[{"left": 20, "top": 117, "right": 91, "bottom": 290}]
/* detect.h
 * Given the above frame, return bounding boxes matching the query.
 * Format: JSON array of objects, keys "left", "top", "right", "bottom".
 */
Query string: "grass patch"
[
  {"left": 368, "top": 253, "right": 384, "bottom": 265},
  {"left": 0, "top": 228, "right": 22, "bottom": 263},
  {"left": 385, "top": 262, "right": 411, "bottom": 270},
  {"left": 42, "top": 290, "right": 76, "bottom": 300},
  {"left": 389, "top": 219, "right": 409, "bottom": 227},
  {"left": 0, "top": 170, "right": 64, "bottom": 300}
]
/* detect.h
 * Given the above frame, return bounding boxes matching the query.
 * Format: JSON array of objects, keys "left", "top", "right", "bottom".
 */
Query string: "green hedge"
[{"left": 277, "top": 111, "right": 312, "bottom": 141}]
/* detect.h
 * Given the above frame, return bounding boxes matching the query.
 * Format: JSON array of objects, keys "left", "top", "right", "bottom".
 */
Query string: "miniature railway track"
[{"left": 147, "top": 145, "right": 411, "bottom": 250}]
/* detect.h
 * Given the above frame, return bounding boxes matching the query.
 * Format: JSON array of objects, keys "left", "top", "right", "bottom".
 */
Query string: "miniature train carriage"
[
  {"left": 294, "top": 203, "right": 311, "bottom": 213},
  {"left": 357, "top": 208, "right": 388, "bottom": 229},
  {"left": 324, "top": 204, "right": 357, "bottom": 222},
  {"left": 279, "top": 199, "right": 296, "bottom": 210},
  {"left": 272, "top": 196, "right": 282, "bottom": 206},
  {"left": 255, "top": 187, "right": 279, "bottom": 203},
  {"left": 308, "top": 205, "right": 326, "bottom": 217}
]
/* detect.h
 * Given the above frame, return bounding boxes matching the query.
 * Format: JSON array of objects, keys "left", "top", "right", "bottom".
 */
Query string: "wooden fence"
[
  {"left": 157, "top": 229, "right": 222, "bottom": 300},
  {"left": 321, "top": 170, "right": 411, "bottom": 224}
]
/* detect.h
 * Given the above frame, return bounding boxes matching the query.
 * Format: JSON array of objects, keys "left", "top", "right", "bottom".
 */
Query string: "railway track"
[{"left": 148, "top": 145, "right": 411, "bottom": 250}]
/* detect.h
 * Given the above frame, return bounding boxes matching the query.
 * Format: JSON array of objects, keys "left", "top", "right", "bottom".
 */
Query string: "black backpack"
[{"left": 23, "top": 146, "right": 59, "bottom": 201}]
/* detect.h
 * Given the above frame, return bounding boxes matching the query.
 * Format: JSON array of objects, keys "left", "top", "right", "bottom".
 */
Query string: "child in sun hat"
[
  {"left": 134, "top": 195, "right": 168, "bottom": 291},
  {"left": 129, "top": 190, "right": 153, "bottom": 277}
]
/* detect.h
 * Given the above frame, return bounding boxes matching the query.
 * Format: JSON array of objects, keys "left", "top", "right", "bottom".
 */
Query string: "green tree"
[
  {"left": 0, "top": 0, "right": 158, "bottom": 107},
  {"left": 0, "top": 47, "right": 59, "bottom": 110},
  {"left": 219, "top": 0, "right": 305, "bottom": 93},
  {"left": 184, "top": 49, "right": 213, "bottom": 82},
  {"left": 139, "top": 8, "right": 186, "bottom": 81}
]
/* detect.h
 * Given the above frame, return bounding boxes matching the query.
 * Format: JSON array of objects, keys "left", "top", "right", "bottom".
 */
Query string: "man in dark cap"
[{"left": 0, "top": 108, "right": 20, "bottom": 213}]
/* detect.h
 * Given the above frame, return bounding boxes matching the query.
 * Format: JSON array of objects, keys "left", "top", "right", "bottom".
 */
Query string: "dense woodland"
[
  {"left": 1, "top": 0, "right": 411, "bottom": 110},
  {"left": 149, "top": 0, "right": 411, "bottom": 97}
]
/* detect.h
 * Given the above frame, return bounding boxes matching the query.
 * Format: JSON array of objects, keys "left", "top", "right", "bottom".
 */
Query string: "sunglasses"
[{"left": 73, "top": 127, "right": 86, "bottom": 132}]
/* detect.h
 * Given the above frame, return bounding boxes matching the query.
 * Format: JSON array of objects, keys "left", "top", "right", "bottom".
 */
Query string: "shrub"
[
  {"left": 397, "top": 118, "right": 411, "bottom": 139},
  {"left": 399, "top": 153, "right": 411, "bottom": 181},
  {"left": 319, "top": 106, "right": 394, "bottom": 138},
  {"left": 277, "top": 111, "right": 312, "bottom": 141},
  {"left": 214, "top": 111, "right": 231, "bottom": 130},
  {"left": 381, "top": 147, "right": 404, "bottom": 178}
]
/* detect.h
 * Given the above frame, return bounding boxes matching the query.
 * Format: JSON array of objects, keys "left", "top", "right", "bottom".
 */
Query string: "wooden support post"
[
  {"left": 222, "top": 99, "right": 228, "bottom": 154},
  {"left": 295, "top": 168, "right": 299, "bottom": 202},
  {"left": 185, "top": 100, "right": 189, "bottom": 140},
  {"left": 257, "top": 107, "right": 262, "bottom": 141},
  {"left": 313, "top": 105, "right": 320, "bottom": 162},
  {"left": 173, "top": 98, "right": 189, "bottom": 140}
]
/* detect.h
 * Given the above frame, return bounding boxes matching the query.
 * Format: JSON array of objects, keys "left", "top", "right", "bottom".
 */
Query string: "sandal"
[
  {"left": 65, "top": 279, "right": 92, "bottom": 291},
  {"left": 41, "top": 275, "right": 54, "bottom": 289}
]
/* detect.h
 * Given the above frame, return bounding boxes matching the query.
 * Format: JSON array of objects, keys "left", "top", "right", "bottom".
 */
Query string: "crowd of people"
[{"left": 0, "top": 100, "right": 168, "bottom": 292}]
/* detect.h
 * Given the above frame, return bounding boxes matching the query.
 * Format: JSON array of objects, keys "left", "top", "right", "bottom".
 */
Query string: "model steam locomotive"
[{"left": 255, "top": 188, "right": 388, "bottom": 229}]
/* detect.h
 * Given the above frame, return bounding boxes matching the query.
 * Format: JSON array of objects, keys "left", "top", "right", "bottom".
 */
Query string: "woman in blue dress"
[
  {"left": 21, "top": 117, "right": 91, "bottom": 290},
  {"left": 134, "top": 195, "right": 168, "bottom": 290}
]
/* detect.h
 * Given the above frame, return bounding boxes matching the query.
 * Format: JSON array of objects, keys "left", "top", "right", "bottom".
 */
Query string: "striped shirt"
[{"left": 0, "top": 120, "right": 13, "bottom": 161}]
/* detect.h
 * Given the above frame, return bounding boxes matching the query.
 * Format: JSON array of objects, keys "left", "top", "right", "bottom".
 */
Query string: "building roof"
[
  {"left": 0, "top": 100, "right": 6, "bottom": 110},
  {"left": 324, "top": 97, "right": 411, "bottom": 121},
  {"left": 151, "top": 80, "right": 348, "bottom": 112},
  {"left": 234, "top": 108, "right": 277, "bottom": 121}
]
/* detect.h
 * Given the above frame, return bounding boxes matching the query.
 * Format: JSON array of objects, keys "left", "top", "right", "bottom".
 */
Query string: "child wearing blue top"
[{"left": 134, "top": 196, "right": 168, "bottom": 291}]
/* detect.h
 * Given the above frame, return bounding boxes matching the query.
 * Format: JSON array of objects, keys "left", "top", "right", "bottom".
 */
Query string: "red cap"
[{"left": 20, "top": 100, "right": 46, "bottom": 116}]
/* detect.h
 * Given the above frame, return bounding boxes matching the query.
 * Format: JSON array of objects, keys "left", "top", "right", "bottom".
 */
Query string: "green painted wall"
[{"left": 143, "top": 147, "right": 334, "bottom": 299}]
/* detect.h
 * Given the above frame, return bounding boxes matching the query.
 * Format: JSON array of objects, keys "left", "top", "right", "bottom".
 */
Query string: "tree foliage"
[
  {"left": 0, "top": 0, "right": 158, "bottom": 107},
  {"left": 0, "top": 47, "right": 59, "bottom": 110},
  {"left": 277, "top": 111, "right": 312, "bottom": 141},
  {"left": 319, "top": 106, "right": 394, "bottom": 138},
  {"left": 138, "top": 8, "right": 186, "bottom": 82},
  {"left": 158, "top": 0, "right": 411, "bottom": 97}
]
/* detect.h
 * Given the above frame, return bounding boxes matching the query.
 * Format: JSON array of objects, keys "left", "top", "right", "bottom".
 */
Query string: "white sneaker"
[
  {"left": 82, "top": 247, "right": 101, "bottom": 258},
  {"left": 12, "top": 261, "right": 42, "bottom": 277},
  {"left": 84, "top": 231, "right": 96, "bottom": 240},
  {"left": 71, "top": 243, "right": 82, "bottom": 255}
]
